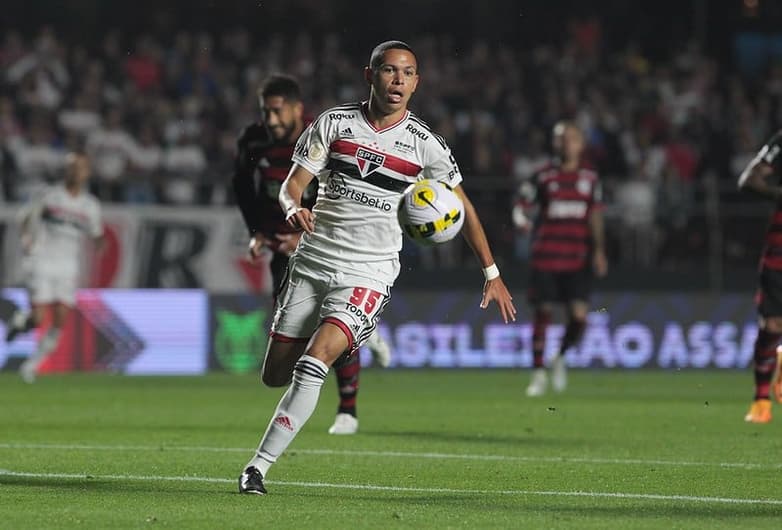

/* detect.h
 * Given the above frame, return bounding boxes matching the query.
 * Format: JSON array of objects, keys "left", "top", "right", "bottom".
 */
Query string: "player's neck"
[
  {"left": 364, "top": 100, "right": 406, "bottom": 130},
  {"left": 559, "top": 159, "right": 580, "bottom": 172},
  {"left": 65, "top": 182, "right": 81, "bottom": 196},
  {"left": 284, "top": 124, "right": 305, "bottom": 146}
]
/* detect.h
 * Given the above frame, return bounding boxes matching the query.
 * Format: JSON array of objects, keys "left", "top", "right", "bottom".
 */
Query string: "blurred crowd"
[{"left": 0, "top": 24, "right": 777, "bottom": 269}]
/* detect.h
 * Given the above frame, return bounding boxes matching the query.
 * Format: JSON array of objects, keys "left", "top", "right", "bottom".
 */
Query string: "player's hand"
[
  {"left": 20, "top": 233, "right": 34, "bottom": 255},
  {"left": 593, "top": 249, "right": 608, "bottom": 278},
  {"left": 479, "top": 277, "right": 517, "bottom": 324},
  {"left": 274, "top": 232, "right": 302, "bottom": 257},
  {"left": 511, "top": 204, "right": 531, "bottom": 233},
  {"left": 247, "top": 235, "right": 267, "bottom": 263},
  {"left": 285, "top": 206, "right": 315, "bottom": 234}
]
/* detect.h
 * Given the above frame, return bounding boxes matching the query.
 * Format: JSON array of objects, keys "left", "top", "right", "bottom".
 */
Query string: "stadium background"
[{"left": 0, "top": 0, "right": 780, "bottom": 374}]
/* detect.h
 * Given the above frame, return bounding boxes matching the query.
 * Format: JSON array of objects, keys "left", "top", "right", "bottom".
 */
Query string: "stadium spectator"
[
  {"left": 86, "top": 107, "right": 137, "bottom": 201},
  {"left": 0, "top": 20, "right": 780, "bottom": 272},
  {"left": 6, "top": 115, "right": 64, "bottom": 200}
]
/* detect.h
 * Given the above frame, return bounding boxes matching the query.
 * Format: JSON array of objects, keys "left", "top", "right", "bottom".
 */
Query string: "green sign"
[{"left": 214, "top": 309, "right": 267, "bottom": 373}]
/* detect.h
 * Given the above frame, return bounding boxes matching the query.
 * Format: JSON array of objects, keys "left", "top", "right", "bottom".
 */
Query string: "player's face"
[
  {"left": 65, "top": 154, "right": 91, "bottom": 187},
  {"left": 367, "top": 49, "right": 419, "bottom": 114},
  {"left": 262, "top": 96, "right": 303, "bottom": 143},
  {"left": 553, "top": 125, "right": 585, "bottom": 162}
]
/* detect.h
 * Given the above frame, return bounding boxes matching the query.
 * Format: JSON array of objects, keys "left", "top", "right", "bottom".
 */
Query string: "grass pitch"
[{"left": 0, "top": 369, "right": 780, "bottom": 529}]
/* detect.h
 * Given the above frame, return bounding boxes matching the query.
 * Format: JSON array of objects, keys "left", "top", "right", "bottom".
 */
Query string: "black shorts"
[
  {"left": 527, "top": 267, "right": 593, "bottom": 306},
  {"left": 756, "top": 268, "right": 782, "bottom": 317},
  {"left": 270, "top": 252, "right": 290, "bottom": 300}
]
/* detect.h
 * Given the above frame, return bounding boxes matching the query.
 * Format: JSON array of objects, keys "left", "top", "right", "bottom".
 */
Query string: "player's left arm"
[
  {"left": 452, "top": 184, "right": 516, "bottom": 324},
  {"left": 588, "top": 207, "right": 607, "bottom": 277},
  {"left": 588, "top": 177, "right": 608, "bottom": 278}
]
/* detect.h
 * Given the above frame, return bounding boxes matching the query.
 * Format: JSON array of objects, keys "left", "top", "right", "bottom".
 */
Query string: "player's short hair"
[
  {"left": 258, "top": 75, "right": 302, "bottom": 102},
  {"left": 369, "top": 40, "right": 416, "bottom": 71}
]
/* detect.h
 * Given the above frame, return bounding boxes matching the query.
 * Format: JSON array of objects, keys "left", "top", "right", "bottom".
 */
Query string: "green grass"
[{"left": 0, "top": 369, "right": 780, "bottom": 529}]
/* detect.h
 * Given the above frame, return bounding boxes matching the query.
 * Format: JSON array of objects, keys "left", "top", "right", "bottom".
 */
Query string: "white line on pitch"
[
  {"left": 0, "top": 441, "right": 776, "bottom": 471},
  {"left": 0, "top": 469, "right": 779, "bottom": 506}
]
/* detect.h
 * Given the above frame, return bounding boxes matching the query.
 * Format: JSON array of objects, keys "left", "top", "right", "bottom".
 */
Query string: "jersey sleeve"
[
  {"left": 756, "top": 130, "right": 782, "bottom": 170},
  {"left": 421, "top": 134, "right": 462, "bottom": 188},
  {"left": 292, "top": 113, "right": 334, "bottom": 175},
  {"left": 590, "top": 177, "right": 604, "bottom": 210},
  {"left": 232, "top": 124, "right": 263, "bottom": 235},
  {"left": 89, "top": 200, "right": 103, "bottom": 238},
  {"left": 516, "top": 173, "right": 539, "bottom": 207}
]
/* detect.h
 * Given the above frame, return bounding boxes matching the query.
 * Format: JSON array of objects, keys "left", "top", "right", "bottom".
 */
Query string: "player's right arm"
[
  {"left": 739, "top": 131, "right": 782, "bottom": 200},
  {"left": 232, "top": 125, "right": 268, "bottom": 245},
  {"left": 282, "top": 110, "right": 336, "bottom": 234},
  {"left": 512, "top": 173, "right": 540, "bottom": 232},
  {"left": 17, "top": 189, "right": 46, "bottom": 253},
  {"left": 279, "top": 164, "right": 316, "bottom": 233}
]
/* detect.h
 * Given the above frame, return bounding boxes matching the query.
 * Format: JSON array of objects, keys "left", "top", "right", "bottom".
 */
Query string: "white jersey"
[
  {"left": 291, "top": 102, "right": 462, "bottom": 282},
  {"left": 24, "top": 183, "right": 103, "bottom": 277}
]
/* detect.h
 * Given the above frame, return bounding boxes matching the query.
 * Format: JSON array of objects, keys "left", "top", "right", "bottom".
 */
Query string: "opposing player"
[
  {"left": 238, "top": 40, "right": 516, "bottom": 495},
  {"left": 512, "top": 121, "right": 607, "bottom": 397},
  {"left": 5, "top": 151, "right": 103, "bottom": 382},
  {"left": 232, "top": 74, "right": 391, "bottom": 435},
  {"left": 737, "top": 130, "right": 782, "bottom": 423}
]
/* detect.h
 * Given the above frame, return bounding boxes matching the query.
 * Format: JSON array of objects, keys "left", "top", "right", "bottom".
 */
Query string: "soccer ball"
[{"left": 397, "top": 179, "right": 464, "bottom": 245}]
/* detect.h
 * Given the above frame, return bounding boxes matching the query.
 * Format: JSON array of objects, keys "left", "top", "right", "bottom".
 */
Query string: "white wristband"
[
  {"left": 285, "top": 205, "right": 303, "bottom": 221},
  {"left": 483, "top": 263, "right": 500, "bottom": 281}
]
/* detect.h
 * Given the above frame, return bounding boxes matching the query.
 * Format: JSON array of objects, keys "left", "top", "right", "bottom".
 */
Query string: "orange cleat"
[{"left": 744, "top": 399, "right": 772, "bottom": 424}]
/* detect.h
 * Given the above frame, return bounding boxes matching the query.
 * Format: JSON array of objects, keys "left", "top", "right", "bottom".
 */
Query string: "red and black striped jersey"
[
  {"left": 517, "top": 163, "right": 603, "bottom": 272},
  {"left": 232, "top": 122, "right": 316, "bottom": 249},
  {"left": 754, "top": 130, "right": 782, "bottom": 271}
]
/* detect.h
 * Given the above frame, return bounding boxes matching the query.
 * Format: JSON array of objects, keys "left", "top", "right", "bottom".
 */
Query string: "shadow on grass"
[
  {"left": 360, "top": 429, "right": 581, "bottom": 448},
  {"left": 5, "top": 475, "right": 780, "bottom": 522},
  {"left": 271, "top": 489, "right": 782, "bottom": 520},
  {"left": 0, "top": 475, "right": 225, "bottom": 495}
]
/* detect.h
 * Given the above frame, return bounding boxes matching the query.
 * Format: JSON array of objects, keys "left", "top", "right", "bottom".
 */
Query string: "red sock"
[
  {"left": 753, "top": 329, "right": 781, "bottom": 400},
  {"left": 532, "top": 309, "right": 551, "bottom": 368},
  {"left": 334, "top": 354, "right": 360, "bottom": 416}
]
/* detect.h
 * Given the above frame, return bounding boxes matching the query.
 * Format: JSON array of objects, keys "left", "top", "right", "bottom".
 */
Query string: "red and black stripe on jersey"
[
  {"left": 325, "top": 139, "right": 421, "bottom": 192},
  {"left": 232, "top": 122, "right": 316, "bottom": 240},
  {"left": 519, "top": 164, "right": 602, "bottom": 272}
]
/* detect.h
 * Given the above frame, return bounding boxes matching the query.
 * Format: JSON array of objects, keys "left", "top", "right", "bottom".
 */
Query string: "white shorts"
[
  {"left": 271, "top": 255, "right": 392, "bottom": 352},
  {"left": 27, "top": 267, "right": 78, "bottom": 306}
]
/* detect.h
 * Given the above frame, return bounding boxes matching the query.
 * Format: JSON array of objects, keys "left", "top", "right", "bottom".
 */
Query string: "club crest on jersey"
[
  {"left": 355, "top": 147, "right": 386, "bottom": 178},
  {"left": 576, "top": 178, "right": 591, "bottom": 195}
]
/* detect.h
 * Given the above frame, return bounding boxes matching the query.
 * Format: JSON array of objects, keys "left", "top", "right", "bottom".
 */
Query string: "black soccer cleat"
[{"left": 238, "top": 466, "right": 267, "bottom": 495}]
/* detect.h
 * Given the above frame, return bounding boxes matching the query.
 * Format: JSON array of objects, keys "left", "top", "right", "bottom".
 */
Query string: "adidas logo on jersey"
[{"left": 341, "top": 127, "right": 354, "bottom": 138}]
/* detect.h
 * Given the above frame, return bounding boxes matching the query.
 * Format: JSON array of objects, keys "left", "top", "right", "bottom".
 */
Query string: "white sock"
[
  {"left": 25, "top": 327, "right": 61, "bottom": 370},
  {"left": 365, "top": 330, "right": 382, "bottom": 349},
  {"left": 247, "top": 355, "right": 328, "bottom": 477}
]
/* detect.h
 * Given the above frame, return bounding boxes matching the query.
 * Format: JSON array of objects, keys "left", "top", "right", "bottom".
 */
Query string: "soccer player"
[
  {"left": 5, "top": 151, "right": 103, "bottom": 382},
  {"left": 512, "top": 121, "right": 607, "bottom": 397},
  {"left": 737, "top": 130, "right": 782, "bottom": 423},
  {"left": 232, "top": 74, "right": 391, "bottom": 436},
  {"left": 238, "top": 40, "right": 516, "bottom": 495}
]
